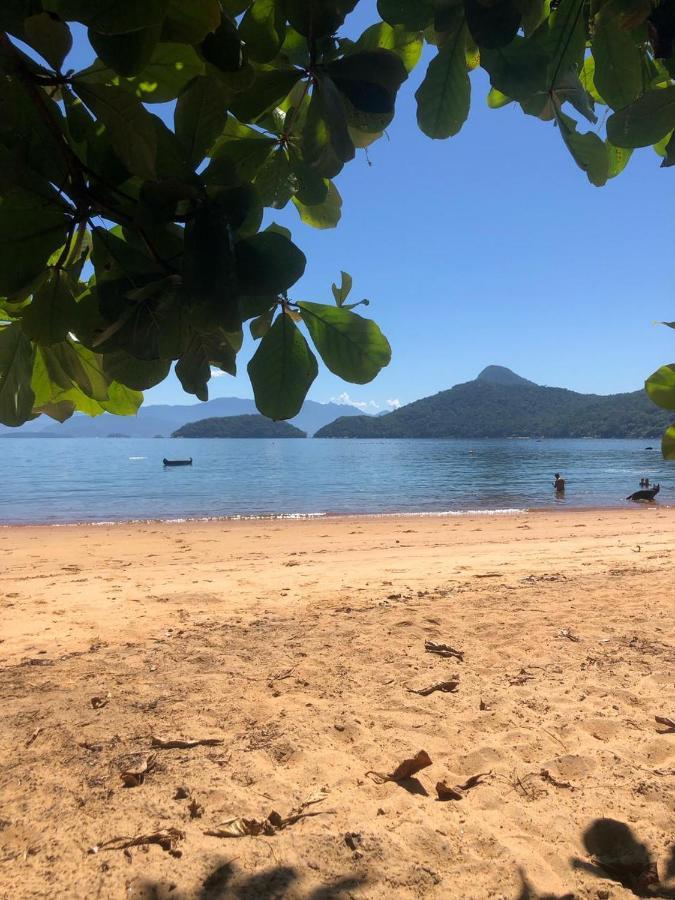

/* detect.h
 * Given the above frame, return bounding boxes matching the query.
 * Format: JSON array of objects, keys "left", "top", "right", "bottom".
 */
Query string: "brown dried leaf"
[
  {"left": 366, "top": 750, "right": 432, "bottom": 783},
  {"left": 151, "top": 736, "right": 224, "bottom": 749},
  {"left": 539, "top": 769, "right": 573, "bottom": 789},
  {"left": 424, "top": 640, "right": 464, "bottom": 661},
  {"left": 655, "top": 715, "right": 675, "bottom": 730},
  {"left": 457, "top": 772, "right": 491, "bottom": 790},
  {"left": 205, "top": 791, "right": 329, "bottom": 838},
  {"left": 406, "top": 680, "right": 459, "bottom": 696},
  {"left": 436, "top": 781, "right": 464, "bottom": 801},
  {"left": 90, "top": 695, "right": 109, "bottom": 709},
  {"left": 119, "top": 752, "right": 156, "bottom": 787}
]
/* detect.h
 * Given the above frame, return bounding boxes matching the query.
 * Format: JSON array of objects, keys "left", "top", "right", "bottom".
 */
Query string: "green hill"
[
  {"left": 172, "top": 415, "right": 306, "bottom": 438},
  {"left": 315, "top": 369, "right": 671, "bottom": 439}
]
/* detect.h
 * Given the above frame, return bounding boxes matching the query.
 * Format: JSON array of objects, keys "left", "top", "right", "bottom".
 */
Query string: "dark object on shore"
[
  {"left": 163, "top": 458, "right": 192, "bottom": 467},
  {"left": 627, "top": 484, "right": 660, "bottom": 502}
]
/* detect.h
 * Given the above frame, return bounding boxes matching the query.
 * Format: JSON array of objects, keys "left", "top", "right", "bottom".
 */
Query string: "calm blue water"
[{"left": 0, "top": 438, "right": 672, "bottom": 525}]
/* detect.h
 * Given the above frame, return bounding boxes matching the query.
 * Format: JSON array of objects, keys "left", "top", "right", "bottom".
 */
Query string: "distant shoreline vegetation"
[{"left": 172, "top": 415, "right": 307, "bottom": 439}]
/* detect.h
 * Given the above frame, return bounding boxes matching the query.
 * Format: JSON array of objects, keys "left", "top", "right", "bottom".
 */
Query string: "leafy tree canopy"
[{"left": 1, "top": 0, "right": 674, "bottom": 451}]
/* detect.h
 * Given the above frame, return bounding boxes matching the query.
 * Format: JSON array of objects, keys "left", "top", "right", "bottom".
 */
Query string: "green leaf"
[
  {"left": 229, "top": 66, "right": 302, "bottom": 122},
  {"left": 73, "top": 81, "right": 158, "bottom": 179},
  {"left": 298, "top": 301, "right": 391, "bottom": 383},
  {"left": 88, "top": 26, "right": 161, "bottom": 78},
  {"left": 20, "top": 269, "right": 78, "bottom": 345},
  {"left": 487, "top": 86, "right": 513, "bottom": 108},
  {"left": 207, "top": 116, "right": 277, "bottom": 182},
  {"left": 236, "top": 232, "right": 306, "bottom": 294},
  {"left": 303, "top": 75, "right": 355, "bottom": 177},
  {"left": 353, "top": 22, "right": 423, "bottom": 73},
  {"left": 285, "top": 0, "right": 359, "bottom": 38},
  {"left": 0, "top": 187, "right": 70, "bottom": 296},
  {"left": 607, "top": 86, "right": 675, "bottom": 148},
  {"left": 240, "top": 0, "right": 286, "bottom": 63},
  {"left": 645, "top": 364, "right": 675, "bottom": 411},
  {"left": 661, "top": 132, "right": 675, "bottom": 168},
  {"left": 547, "top": 0, "right": 586, "bottom": 87},
  {"left": 175, "top": 334, "right": 211, "bottom": 400},
  {"left": 556, "top": 110, "right": 609, "bottom": 185},
  {"left": 293, "top": 181, "right": 342, "bottom": 228},
  {"left": 607, "top": 141, "right": 632, "bottom": 176},
  {"left": 250, "top": 307, "right": 275, "bottom": 339},
  {"left": 247, "top": 312, "right": 318, "bottom": 419},
  {"left": 481, "top": 37, "right": 550, "bottom": 101},
  {"left": 254, "top": 147, "right": 295, "bottom": 207},
  {"left": 79, "top": 44, "right": 205, "bottom": 103},
  {"left": 24, "top": 12, "right": 72, "bottom": 70},
  {"left": 200, "top": 16, "right": 244, "bottom": 73},
  {"left": 175, "top": 75, "right": 230, "bottom": 165},
  {"left": 662, "top": 424, "right": 675, "bottom": 460},
  {"left": 331, "top": 271, "right": 352, "bottom": 306},
  {"left": 465, "top": 0, "right": 521, "bottom": 50},
  {"left": 415, "top": 26, "right": 471, "bottom": 139},
  {"left": 43, "top": 0, "right": 169, "bottom": 34},
  {"left": 102, "top": 351, "right": 171, "bottom": 390},
  {"left": 580, "top": 56, "right": 605, "bottom": 104},
  {"left": 163, "top": 0, "right": 221, "bottom": 43},
  {"left": 592, "top": 13, "right": 643, "bottom": 110},
  {"left": 183, "top": 199, "right": 239, "bottom": 332},
  {"left": 100, "top": 380, "right": 143, "bottom": 416},
  {"left": 0, "top": 323, "right": 35, "bottom": 426},
  {"left": 325, "top": 49, "right": 408, "bottom": 118},
  {"left": 377, "top": 0, "right": 434, "bottom": 30}
]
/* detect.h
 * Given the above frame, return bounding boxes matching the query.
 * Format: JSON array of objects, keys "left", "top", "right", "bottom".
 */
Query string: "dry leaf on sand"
[
  {"left": 424, "top": 640, "right": 464, "bottom": 661},
  {"left": 151, "top": 736, "right": 224, "bottom": 749},
  {"left": 205, "top": 790, "right": 329, "bottom": 838},
  {"left": 406, "top": 680, "right": 459, "bottom": 696},
  {"left": 90, "top": 828, "right": 184, "bottom": 855},
  {"left": 654, "top": 716, "right": 675, "bottom": 731},
  {"left": 435, "top": 772, "right": 491, "bottom": 800},
  {"left": 366, "top": 750, "right": 432, "bottom": 784},
  {"left": 118, "top": 752, "right": 156, "bottom": 787}
]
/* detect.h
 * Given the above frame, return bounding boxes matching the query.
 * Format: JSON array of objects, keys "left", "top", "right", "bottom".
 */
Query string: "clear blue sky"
[{"left": 63, "top": 5, "right": 675, "bottom": 411}]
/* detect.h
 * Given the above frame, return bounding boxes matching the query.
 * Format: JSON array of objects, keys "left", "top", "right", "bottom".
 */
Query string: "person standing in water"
[{"left": 553, "top": 473, "right": 565, "bottom": 494}]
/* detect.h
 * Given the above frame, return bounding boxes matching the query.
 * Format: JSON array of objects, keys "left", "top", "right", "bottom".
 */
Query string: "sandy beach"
[{"left": 1, "top": 508, "right": 674, "bottom": 899}]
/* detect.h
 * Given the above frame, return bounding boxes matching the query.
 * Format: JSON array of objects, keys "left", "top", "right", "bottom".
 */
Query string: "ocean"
[{"left": 0, "top": 437, "right": 671, "bottom": 525}]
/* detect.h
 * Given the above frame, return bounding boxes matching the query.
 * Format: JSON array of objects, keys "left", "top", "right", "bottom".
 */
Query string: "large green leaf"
[
  {"left": 353, "top": 22, "right": 423, "bottom": 73},
  {"left": 293, "top": 180, "right": 342, "bottom": 228},
  {"left": 646, "top": 364, "right": 675, "bottom": 411},
  {"left": 163, "top": 0, "right": 221, "bottom": 43},
  {"left": 229, "top": 66, "right": 302, "bottom": 121},
  {"left": 23, "top": 12, "right": 72, "bottom": 70},
  {"left": 73, "top": 81, "right": 159, "bottom": 179},
  {"left": 481, "top": 36, "right": 550, "bottom": 101},
  {"left": 175, "top": 75, "right": 230, "bottom": 165},
  {"left": 247, "top": 312, "right": 318, "bottom": 419},
  {"left": 303, "top": 74, "right": 355, "bottom": 176},
  {"left": 88, "top": 27, "right": 162, "bottom": 78},
  {"left": 325, "top": 49, "right": 408, "bottom": 119},
  {"left": 240, "top": 0, "right": 286, "bottom": 63},
  {"left": 607, "top": 86, "right": 675, "bottom": 147},
  {"left": 183, "top": 199, "right": 239, "bottom": 332},
  {"left": 175, "top": 334, "right": 211, "bottom": 400},
  {"left": 43, "top": 0, "right": 169, "bottom": 34},
  {"left": 0, "top": 323, "right": 35, "bottom": 426},
  {"left": 592, "top": 13, "right": 642, "bottom": 110},
  {"left": 0, "top": 187, "right": 70, "bottom": 296},
  {"left": 298, "top": 301, "right": 391, "bottom": 383},
  {"left": 662, "top": 424, "right": 675, "bottom": 460},
  {"left": 546, "top": 0, "right": 586, "bottom": 87},
  {"left": 236, "top": 231, "right": 306, "bottom": 294},
  {"left": 254, "top": 147, "right": 295, "bottom": 208},
  {"left": 102, "top": 351, "right": 171, "bottom": 390},
  {"left": 377, "top": 0, "right": 434, "bottom": 30},
  {"left": 20, "top": 269, "right": 78, "bottom": 345},
  {"left": 465, "top": 0, "right": 521, "bottom": 50},
  {"left": 416, "top": 27, "right": 471, "bottom": 139},
  {"left": 285, "top": 0, "right": 359, "bottom": 37},
  {"left": 556, "top": 111, "right": 609, "bottom": 185}
]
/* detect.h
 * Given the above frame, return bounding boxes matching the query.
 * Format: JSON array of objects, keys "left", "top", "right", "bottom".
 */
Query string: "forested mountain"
[
  {"left": 173, "top": 416, "right": 306, "bottom": 438},
  {"left": 315, "top": 368, "right": 671, "bottom": 439}
]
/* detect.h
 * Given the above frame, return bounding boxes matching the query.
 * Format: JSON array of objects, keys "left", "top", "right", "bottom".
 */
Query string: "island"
[{"left": 172, "top": 415, "right": 307, "bottom": 438}]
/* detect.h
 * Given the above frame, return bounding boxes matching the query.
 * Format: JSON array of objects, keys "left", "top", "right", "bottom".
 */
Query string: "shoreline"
[{"left": 0, "top": 500, "right": 668, "bottom": 529}]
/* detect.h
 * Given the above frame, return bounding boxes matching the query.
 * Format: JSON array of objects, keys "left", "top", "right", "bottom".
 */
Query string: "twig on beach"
[
  {"left": 151, "top": 736, "right": 224, "bottom": 749},
  {"left": 424, "top": 640, "right": 464, "bottom": 661},
  {"left": 655, "top": 715, "right": 675, "bottom": 732},
  {"left": 539, "top": 769, "right": 573, "bottom": 789},
  {"left": 204, "top": 791, "right": 329, "bottom": 838},
  {"left": 406, "top": 679, "right": 459, "bottom": 696},
  {"left": 436, "top": 772, "right": 491, "bottom": 801},
  {"left": 89, "top": 828, "right": 184, "bottom": 855},
  {"left": 25, "top": 727, "right": 42, "bottom": 747},
  {"left": 558, "top": 628, "right": 581, "bottom": 642}
]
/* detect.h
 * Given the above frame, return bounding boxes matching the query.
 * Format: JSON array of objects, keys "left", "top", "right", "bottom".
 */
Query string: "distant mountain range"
[
  {"left": 0, "top": 396, "right": 366, "bottom": 438},
  {"left": 173, "top": 415, "right": 306, "bottom": 438},
  {"left": 315, "top": 366, "right": 671, "bottom": 439}
]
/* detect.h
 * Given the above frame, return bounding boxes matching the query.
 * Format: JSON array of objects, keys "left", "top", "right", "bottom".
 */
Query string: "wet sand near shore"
[{"left": 1, "top": 508, "right": 674, "bottom": 899}]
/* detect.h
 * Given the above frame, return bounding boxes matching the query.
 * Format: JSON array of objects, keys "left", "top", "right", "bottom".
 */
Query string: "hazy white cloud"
[
  {"left": 387, "top": 398, "right": 401, "bottom": 409},
  {"left": 330, "top": 392, "right": 380, "bottom": 411},
  {"left": 210, "top": 367, "right": 228, "bottom": 378}
]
